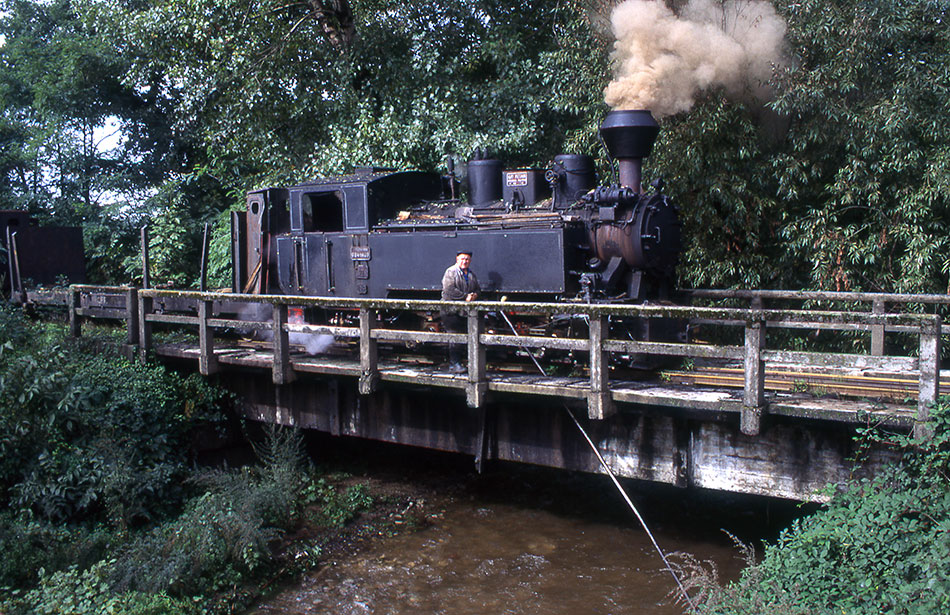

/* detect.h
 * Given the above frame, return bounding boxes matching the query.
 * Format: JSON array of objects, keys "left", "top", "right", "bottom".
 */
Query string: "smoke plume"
[
  {"left": 604, "top": 0, "right": 788, "bottom": 117},
  {"left": 235, "top": 303, "right": 334, "bottom": 356}
]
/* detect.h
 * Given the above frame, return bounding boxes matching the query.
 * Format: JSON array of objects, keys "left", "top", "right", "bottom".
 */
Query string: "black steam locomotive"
[{"left": 232, "top": 111, "right": 682, "bottom": 306}]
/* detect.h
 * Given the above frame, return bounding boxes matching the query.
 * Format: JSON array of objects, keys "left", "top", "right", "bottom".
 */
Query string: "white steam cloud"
[
  {"left": 235, "top": 303, "right": 334, "bottom": 356},
  {"left": 289, "top": 331, "right": 335, "bottom": 355},
  {"left": 604, "top": 0, "right": 788, "bottom": 118}
]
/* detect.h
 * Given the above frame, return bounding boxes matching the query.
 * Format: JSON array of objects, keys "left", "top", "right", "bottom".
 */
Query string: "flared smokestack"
[{"left": 599, "top": 110, "right": 659, "bottom": 192}]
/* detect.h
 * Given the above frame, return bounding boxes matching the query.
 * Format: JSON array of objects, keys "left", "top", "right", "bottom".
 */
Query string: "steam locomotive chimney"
[{"left": 599, "top": 110, "right": 660, "bottom": 193}]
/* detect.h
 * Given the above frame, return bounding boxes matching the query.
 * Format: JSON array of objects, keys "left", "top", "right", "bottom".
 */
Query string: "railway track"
[
  {"left": 230, "top": 336, "right": 939, "bottom": 403},
  {"left": 662, "top": 366, "right": 948, "bottom": 401}
]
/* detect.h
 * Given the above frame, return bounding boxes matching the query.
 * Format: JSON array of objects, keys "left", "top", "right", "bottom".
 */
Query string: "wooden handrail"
[
  {"left": 48, "top": 285, "right": 945, "bottom": 437},
  {"left": 686, "top": 287, "right": 950, "bottom": 305}
]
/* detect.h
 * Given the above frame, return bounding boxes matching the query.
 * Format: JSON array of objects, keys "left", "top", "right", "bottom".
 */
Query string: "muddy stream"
[{"left": 249, "top": 439, "right": 803, "bottom": 615}]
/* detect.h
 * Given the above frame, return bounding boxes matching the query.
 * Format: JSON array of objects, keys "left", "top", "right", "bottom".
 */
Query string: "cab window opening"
[{"left": 306, "top": 191, "right": 344, "bottom": 232}]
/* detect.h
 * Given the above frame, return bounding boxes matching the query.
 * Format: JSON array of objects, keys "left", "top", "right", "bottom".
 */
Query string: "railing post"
[
  {"left": 272, "top": 303, "right": 295, "bottom": 384},
  {"left": 5, "top": 226, "right": 15, "bottom": 303},
  {"left": 125, "top": 287, "right": 139, "bottom": 347},
  {"left": 587, "top": 314, "right": 614, "bottom": 420},
  {"left": 916, "top": 315, "right": 941, "bottom": 440},
  {"left": 9, "top": 230, "right": 26, "bottom": 304},
  {"left": 138, "top": 292, "right": 153, "bottom": 363},
  {"left": 871, "top": 299, "right": 885, "bottom": 356},
  {"left": 117, "top": 287, "right": 140, "bottom": 362},
  {"left": 198, "top": 299, "right": 219, "bottom": 375},
  {"left": 466, "top": 306, "right": 487, "bottom": 408},
  {"left": 359, "top": 307, "right": 379, "bottom": 395},
  {"left": 742, "top": 315, "right": 766, "bottom": 436},
  {"left": 140, "top": 225, "right": 150, "bottom": 289},
  {"left": 68, "top": 286, "right": 81, "bottom": 337},
  {"left": 199, "top": 222, "right": 211, "bottom": 292}
]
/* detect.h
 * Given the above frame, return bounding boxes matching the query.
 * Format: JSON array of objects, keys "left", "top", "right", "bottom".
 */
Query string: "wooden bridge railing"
[
  {"left": 687, "top": 288, "right": 950, "bottom": 357},
  {"left": 57, "top": 286, "right": 943, "bottom": 438}
]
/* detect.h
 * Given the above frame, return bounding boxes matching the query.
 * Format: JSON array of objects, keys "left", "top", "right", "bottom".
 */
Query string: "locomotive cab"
[{"left": 236, "top": 171, "right": 449, "bottom": 297}]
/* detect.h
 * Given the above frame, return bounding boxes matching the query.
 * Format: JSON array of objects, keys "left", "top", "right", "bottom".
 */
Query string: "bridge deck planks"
[{"left": 153, "top": 340, "right": 917, "bottom": 430}]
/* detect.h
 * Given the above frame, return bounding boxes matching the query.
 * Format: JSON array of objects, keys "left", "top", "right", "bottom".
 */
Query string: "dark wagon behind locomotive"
[
  {"left": 3, "top": 210, "right": 85, "bottom": 299},
  {"left": 232, "top": 110, "right": 682, "bottom": 314}
]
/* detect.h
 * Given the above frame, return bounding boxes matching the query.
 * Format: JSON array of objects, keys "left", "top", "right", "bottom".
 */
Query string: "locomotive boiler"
[{"left": 232, "top": 110, "right": 681, "bottom": 306}]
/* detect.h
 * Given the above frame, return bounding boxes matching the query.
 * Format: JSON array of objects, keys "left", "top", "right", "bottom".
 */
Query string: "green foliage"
[
  {"left": 87, "top": 0, "right": 606, "bottom": 194},
  {"left": 653, "top": 99, "right": 791, "bottom": 289},
  {"left": 689, "top": 397, "right": 950, "bottom": 613},
  {"left": 109, "top": 426, "right": 311, "bottom": 603},
  {"left": 251, "top": 424, "right": 309, "bottom": 499},
  {"left": 0, "top": 0, "right": 214, "bottom": 285},
  {"left": 110, "top": 478, "right": 281, "bottom": 597},
  {"left": 0, "top": 303, "right": 30, "bottom": 348},
  {"left": 82, "top": 213, "right": 144, "bottom": 285},
  {"left": 303, "top": 478, "right": 374, "bottom": 530},
  {"left": 0, "top": 514, "right": 113, "bottom": 590},
  {"left": 1, "top": 560, "right": 197, "bottom": 615},
  {"left": 626, "top": 0, "right": 950, "bottom": 294},
  {"left": 141, "top": 203, "right": 195, "bottom": 288},
  {"left": 0, "top": 0, "right": 126, "bottom": 218},
  {"left": 0, "top": 351, "right": 222, "bottom": 526},
  {"left": 669, "top": 533, "right": 806, "bottom": 615},
  {"left": 0, "top": 307, "right": 227, "bottom": 529},
  {"left": 0, "top": 311, "right": 379, "bottom": 612},
  {"left": 206, "top": 208, "right": 236, "bottom": 290},
  {"left": 769, "top": 0, "right": 950, "bottom": 294},
  {"left": 298, "top": 0, "right": 606, "bottom": 176}
]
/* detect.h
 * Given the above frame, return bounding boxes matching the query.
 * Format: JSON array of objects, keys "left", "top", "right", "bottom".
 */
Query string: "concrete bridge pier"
[{"left": 220, "top": 370, "right": 898, "bottom": 502}]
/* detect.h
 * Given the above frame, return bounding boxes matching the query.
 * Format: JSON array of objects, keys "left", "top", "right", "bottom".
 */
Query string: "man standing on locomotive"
[{"left": 441, "top": 250, "right": 480, "bottom": 373}]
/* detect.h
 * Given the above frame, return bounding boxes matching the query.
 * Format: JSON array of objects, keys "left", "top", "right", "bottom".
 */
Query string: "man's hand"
[{"left": 465, "top": 292, "right": 477, "bottom": 301}]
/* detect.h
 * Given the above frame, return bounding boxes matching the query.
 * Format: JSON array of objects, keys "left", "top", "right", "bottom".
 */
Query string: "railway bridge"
[{"left": 28, "top": 285, "right": 950, "bottom": 501}]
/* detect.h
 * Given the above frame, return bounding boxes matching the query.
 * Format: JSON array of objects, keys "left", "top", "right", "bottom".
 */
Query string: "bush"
[
  {"left": 205, "top": 208, "right": 235, "bottom": 290},
  {"left": 0, "top": 304, "right": 228, "bottom": 528},
  {"left": 0, "top": 514, "right": 113, "bottom": 589},
  {"left": 0, "top": 347, "right": 224, "bottom": 526},
  {"left": 0, "top": 303, "right": 30, "bottom": 348},
  {"left": 0, "top": 310, "right": 375, "bottom": 613},
  {"left": 110, "top": 426, "right": 311, "bottom": 600},
  {"left": 304, "top": 479, "right": 374, "bottom": 530},
  {"left": 0, "top": 308, "right": 229, "bottom": 590},
  {"left": 1, "top": 561, "right": 197, "bottom": 615},
  {"left": 0, "top": 424, "right": 322, "bottom": 614},
  {"left": 685, "top": 398, "right": 950, "bottom": 613}
]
